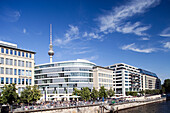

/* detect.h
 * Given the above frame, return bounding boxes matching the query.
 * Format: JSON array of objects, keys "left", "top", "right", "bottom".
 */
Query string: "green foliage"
[
  {"left": 126, "top": 91, "right": 137, "bottom": 96},
  {"left": 99, "top": 86, "right": 108, "bottom": 99},
  {"left": 107, "top": 88, "right": 115, "bottom": 97},
  {"left": 20, "top": 86, "right": 33, "bottom": 104},
  {"left": 1, "top": 84, "right": 19, "bottom": 105},
  {"left": 163, "top": 79, "right": 170, "bottom": 94},
  {"left": 145, "top": 89, "right": 160, "bottom": 95},
  {"left": 72, "top": 88, "right": 81, "bottom": 96},
  {"left": 80, "top": 87, "right": 91, "bottom": 101},
  {"left": 90, "top": 87, "right": 99, "bottom": 100},
  {"left": 139, "top": 90, "right": 145, "bottom": 95},
  {"left": 20, "top": 85, "right": 42, "bottom": 104},
  {"left": 53, "top": 90, "right": 57, "bottom": 94},
  {"left": 31, "top": 85, "right": 42, "bottom": 102}
]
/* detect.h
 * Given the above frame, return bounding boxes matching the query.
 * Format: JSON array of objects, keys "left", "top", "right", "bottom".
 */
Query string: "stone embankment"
[{"left": 13, "top": 95, "right": 166, "bottom": 113}]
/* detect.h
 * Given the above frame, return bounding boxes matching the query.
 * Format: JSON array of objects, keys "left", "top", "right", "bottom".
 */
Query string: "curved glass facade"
[{"left": 34, "top": 59, "right": 95, "bottom": 98}]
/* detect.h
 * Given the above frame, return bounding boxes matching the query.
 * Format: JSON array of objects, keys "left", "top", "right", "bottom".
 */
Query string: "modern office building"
[
  {"left": 0, "top": 41, "right": 35, "bottom": 95},
  {"left": 34, "top": 59, "right": 95, "bottom": 99},
  {"left": 106, "top": 63, "right": 142, "bottom": 96},
  {"left": 138, "top": 69, "right": 161, "bottom": 90},
  {"left": 93, "top": 66, "right": 113, "bottom": 91}
]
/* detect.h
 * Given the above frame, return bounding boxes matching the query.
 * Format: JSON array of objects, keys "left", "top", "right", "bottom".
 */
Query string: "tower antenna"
[{"left": 48, "top": 24, "right": 54, "bottom": 63}]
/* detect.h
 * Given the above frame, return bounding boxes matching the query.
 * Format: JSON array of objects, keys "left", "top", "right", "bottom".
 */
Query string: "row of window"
[
  {"left": 0, "top": 57, "right": 32, "bottom": 67},
  {"left": 0, "top": 67, "right": 32, "bottom": 76},
  {"left": 99, "top": 84, "right": 112, "bottom": 88},
  {"left": 98, "top": 73, "right": 112, "bottom": 78},
  {"left": 99, "top": 78, "right": 112, "bottom": 83},
  {"left": 1, "top": 47, "right": 32, "bottom": 58},
  {"left": 0, "top": 77, "right": 32, "bottom": 85}
]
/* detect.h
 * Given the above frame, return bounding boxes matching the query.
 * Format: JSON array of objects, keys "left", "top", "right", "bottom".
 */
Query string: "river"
[{"left": 118, "top": 100, "right": 170, "bottom": 113}]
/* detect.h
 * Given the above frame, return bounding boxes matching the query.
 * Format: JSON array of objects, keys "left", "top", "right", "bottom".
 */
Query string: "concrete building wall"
[
  {"left": 0, "top": 41, "right": 35, "bottom": 95},
  {"left": 93, "top": 66, "right": 113, "bottom": 91}
]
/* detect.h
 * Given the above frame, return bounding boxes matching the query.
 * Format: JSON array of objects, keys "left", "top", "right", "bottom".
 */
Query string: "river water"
[{"left": 118, "top": 100, "right": 170, "bottom": 113}]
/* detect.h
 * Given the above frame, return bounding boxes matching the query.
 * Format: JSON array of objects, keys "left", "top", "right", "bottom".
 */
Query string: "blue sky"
[{"left": 0, "top": 0, "right": 170, "bottom": 81}]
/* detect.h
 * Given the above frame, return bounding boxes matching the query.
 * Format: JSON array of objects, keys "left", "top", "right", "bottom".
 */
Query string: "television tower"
[{"left": 48, "top": 24, "right": 54, "bottom": 63}]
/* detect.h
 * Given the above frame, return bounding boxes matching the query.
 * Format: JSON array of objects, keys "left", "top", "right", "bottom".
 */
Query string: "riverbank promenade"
[{"left": 11, "top": 95, "right": 166, "bottom": 113}]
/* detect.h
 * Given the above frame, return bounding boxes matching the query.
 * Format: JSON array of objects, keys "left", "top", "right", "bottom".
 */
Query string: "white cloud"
[
  {"left": 163, "top": 42, "right": 170, "bottom": 49},
  {"left": 140, "top": 37, "right": 150, "bottom": 40},
  {"left": 23, "top": 28, "right": 26, "bottom": 34},
  {"left": 122, "top": 43, "right": 155, "bottom": 53},
  {"left": 116, "top": 22, "right": 151, "bottom": 36},
  {"left": 98, "top": 0, "right": 160, "bottom": 35},
  {"left": 160, "top": 27, "right": 170, "bottom": 37},
  {"left": 83, "top": 55, "right": 99, "bottom": 61},
  {"left": 82, "top": 32, "right": 103, "bottom": 40},
  {"left": 54, "top": 25, "right": 79, "bottom": 47},
  {"left": 73, "top": 50, "right": 91, "bottom": 55},
  {"left": 0, "top": 8, "right": 21, "bottom": 22}
]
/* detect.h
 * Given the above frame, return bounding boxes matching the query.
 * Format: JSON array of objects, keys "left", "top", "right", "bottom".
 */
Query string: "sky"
[{"left": 0, "top": 0, "right": 170, "bottom": 82}]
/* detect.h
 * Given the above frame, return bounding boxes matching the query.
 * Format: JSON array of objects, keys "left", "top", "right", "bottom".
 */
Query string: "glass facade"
[{"left": 35, "top": 60, "right": 95, "bottom": 97}]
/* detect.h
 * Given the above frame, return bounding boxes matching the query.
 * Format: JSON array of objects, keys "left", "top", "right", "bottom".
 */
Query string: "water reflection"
[{"left": 118, "top": 101, "right": 170, "bottom": 113}]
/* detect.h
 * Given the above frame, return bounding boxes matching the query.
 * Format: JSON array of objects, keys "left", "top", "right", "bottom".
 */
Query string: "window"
[
  {"left": 18, "top": 69, "right": 21, "bottom": 75},
  {"left": 0, "top": 67, "right": 4, "bottom": 74},
  {"left": 22, "top": 52, "right": 24, "bottom": 57},
  {"left": 6, "top": 68, "right": 9, "bottom": 74},
  {"left": 21, "top": 70, "right": 24, "bottom": 75},
  {"left": 14, "top": 50, "right": 17, "bottom": 55},
  {"left": 10, "top": 68, "right": 13, "bottom": 75},
  {"left": 26, "top": 53, "right": 28, "bottom": 57},
  {"left": 1, "top": 48, "right": 4, "bottom": 53},
  {"left": 29, "top": 70, "right": 32, "bottom": 76},
  {"left": 29, "top": 53, "right": 32, "bottom": 58},
  {"left": 26, "top": 79, "right": 28, "bottom": 85},
  {"left": 6, "top": 49, "right": 8, "bottom": 54},
  {"left": 0, "top": 57, "right": 4, "bottom": 64},
  {"left": 6, "top": 78, "right": 9, "bottom": 84},
  {"left": 18, "top": 78, "right": 21, "bottom": 84},
  {"left": 10, "top": 50, "right": 13, "bottom": 55},
  {"left": 10, "top": 59, "right": 13, "bottom": 65},
  {"left": 10, "top": 78, "right": 13, "bottom": 84},
  {"left": 26, "top": 61, "right": 28, "bottom": 67},
  {"left": 29, "top": 79, "right": 31, "bottom": 85},
  {"left": 14, "top": 69, "right": 17, "bottom": 75},
  {"left": 22, "top": 79, "right": 24, "bottom": 84},
  {"left": 6, "top": 58, "right": 9, "bottom": 65},
  {"left": 18, "top": 51, "right": 21, "bottom": 56},
  {"left": 1, "top": 77, "right": 4, "bottom": 84},
  {"left": 26, "top": 70, "right": 28, "bottom": 76},
  {"left": 29, "top": 62, "right": 32, "bottom": 68},
  {"left": 18, "top": 60, "right": 21, "bottom": 66},
  {"left": 22, "top": 61, "right": 24, "bottom": 67},
  {"left": 14, "top": 78, "right": 17, "bottom": 84},
  {"left": 14, "top": 60, "right": 17, "bottom": 66}
]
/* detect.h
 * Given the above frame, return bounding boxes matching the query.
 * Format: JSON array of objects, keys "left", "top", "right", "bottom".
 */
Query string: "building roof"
[
  {"left": 138, "top": 68, "right": 158, "bottom": 77},
  {"left": 93, "top": 66, "right": 113, "bottom": 71},
  {"left": 0, "top": 41, "right": 36, "bottom": 54},
  {"left": 35, "top": 59, "right": 96, "bottom": 67}
]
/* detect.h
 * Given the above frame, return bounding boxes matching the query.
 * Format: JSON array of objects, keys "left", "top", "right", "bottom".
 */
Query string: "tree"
[
  {"left": 91, "top": 87, "right": 99, "bottom": 101},
  {"left": 31, "top": 85, "right": 42, "bottom": 103},
  {"left": 72, "top": 88, "right": 81, "bottom": 96},
  {"left": 20, "top": 86, "right": 33, "bottom": 105},
  {"left": 126, "top": 91, "right": 137, "bottom": 96},
  {"left": 99, "top": 86, "right": 108, "bottom": 99},
  {"left": 163, "top": 79, "right": 170, "bottom": 94},
  {"left": 1, "top": 84, "right": 19, "bottom": 111},
  {"left": 107, "top": 88, "right": 115, "bottom": 97},
  {"left": 1, "top": 84, "right": 19, "bottom": 105},
  {"left": 80, "top": 87, "right": 91, "bottom": 101},
  {"left": 20, "top": 85, "right": 41, "bottom": 104}
]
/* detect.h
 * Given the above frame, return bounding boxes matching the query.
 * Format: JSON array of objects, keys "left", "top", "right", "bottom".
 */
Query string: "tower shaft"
[{"left": 48, "top": 24, "right": 54, "bottom": 63}]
